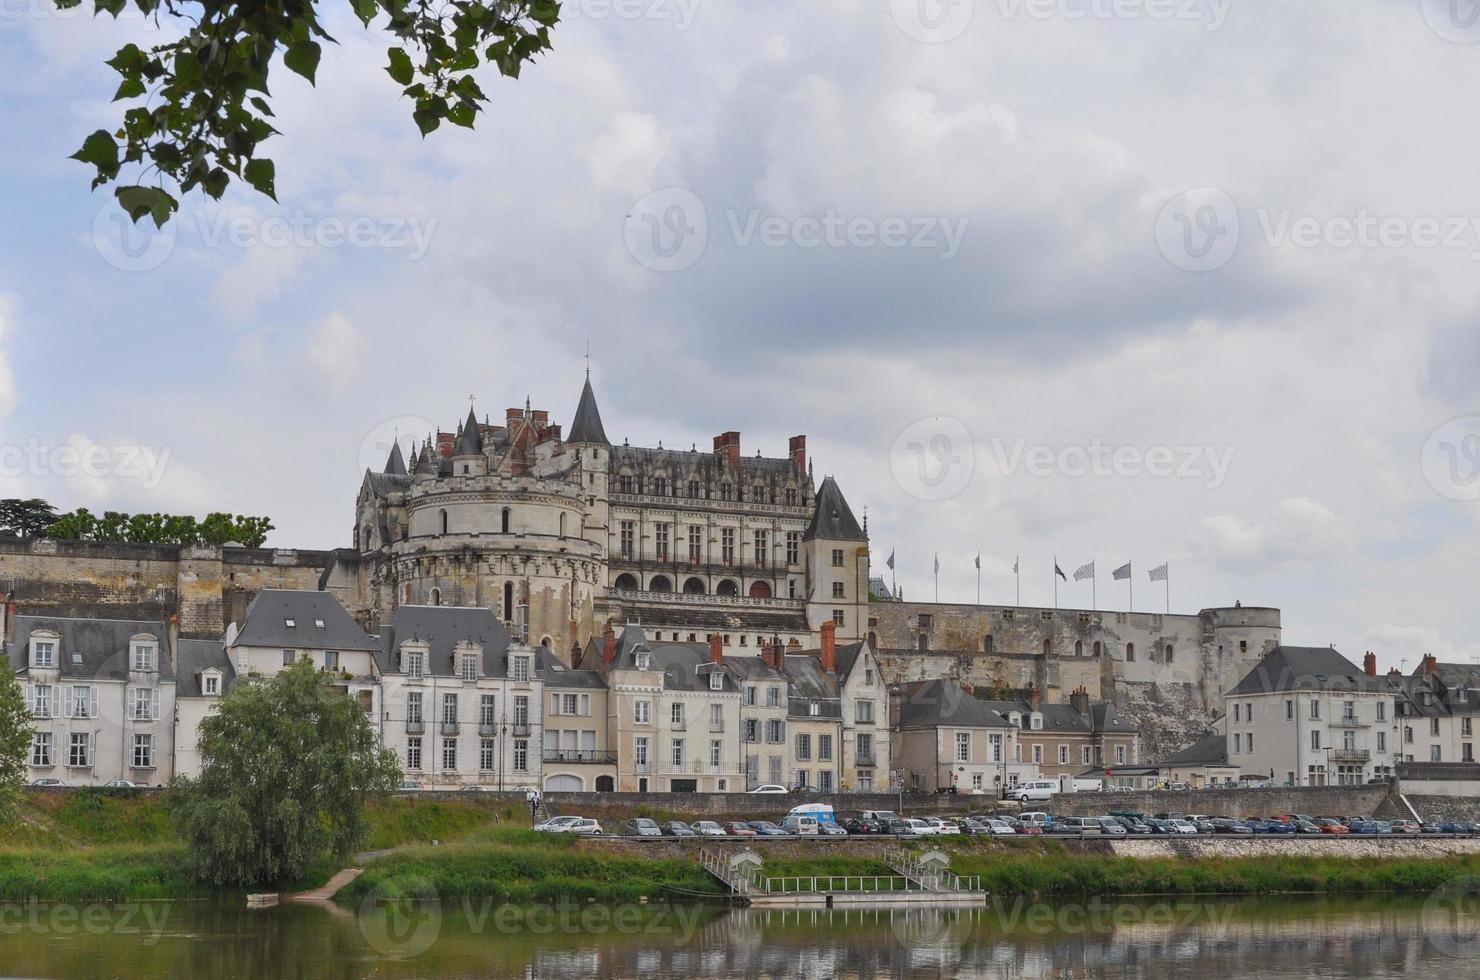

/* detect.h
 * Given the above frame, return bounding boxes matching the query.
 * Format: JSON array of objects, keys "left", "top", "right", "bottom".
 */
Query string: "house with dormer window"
[{"left": 6, "top": 616, "right": 177, "bottom": 786}]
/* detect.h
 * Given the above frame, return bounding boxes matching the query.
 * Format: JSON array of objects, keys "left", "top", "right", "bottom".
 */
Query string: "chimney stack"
[
  {"left": 1363, "top": 652, "right": 1377, "bottom": 677},
  {"left": 1423, "top": 654, "right": 1439, "bottom": 675},
  {"left": 1, "top": 594, "right": 13, "bottom": 643},
  {"left": 709, "top": 633, "right": 724, "bottom": 665},
  {"left": 602, "top": 623, "right": 617, "bottom": 665},
  {"left": 820, "top": 620, "right": 837, "bottom": 673},
  {"left": 789, "top": 435, "right": 807, "bottom": 479},
  {"left": 764, "top": 638, "right": 783, "bottom": 671},
  {"left": 713, "top": 431, "right": 741, "bottom": 470},
  {"left": 1069, "top": 685, "right": 1090, "bottom": 716},
  {"left": 168, "top": 614, "right": 179, "bottom": 663},
  {"left": 570, "top": 641, "right": 583, "bottom": 668},
  {"left": 1027, "top": 682, "right": 1042, "bottom": 710}
]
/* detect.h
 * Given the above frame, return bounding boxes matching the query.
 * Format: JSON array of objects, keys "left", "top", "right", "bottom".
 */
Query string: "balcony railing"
[
  {"left": 1330, "top": 749, "right": 1372, "bottom": 763},
  {"left": 405, "top": 720, "right": 425, "bottom": 734},
  {"left": 661, "top": 762, "right": 738, "bottom": 775},
  {"left": 511, "top": 722, "right": 531, "bottom": 737},
  {"left": 439, "top": 721, "right": 459, "bottom": 735},
  {"left": 855, "top": 753, "right": 877, "bottom": 767},
  {"left": 608, "top": 588, "right": 805, "bottom": 611},
  {"left": 1331, "top": 717, "right": 1370, "bottom": 729},
  {"left": 634, "top": 762, "right": 651, "bottom": 774},
  {"left": 609, "top": 491, "right": 810, "bottom": 517},
  {"left": 709, "top": 721, "right": 725, "bottom": 733},
  {"left": 478, "top": 722, "right": 498, "bottom": 736},
  {"left": 543, "top": 750, "right": 618, "bottom": 765}
]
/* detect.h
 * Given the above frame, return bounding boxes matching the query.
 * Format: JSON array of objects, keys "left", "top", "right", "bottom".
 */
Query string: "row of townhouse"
[
  {"left": 892, "top": 680, "right": 1140, "bottom": 795},
  {"left": 5, "top": 590, "right": 897, "bottom": 793},
  {"left": 1204, "top": 646, "right": 1480, "bottom": 787}
]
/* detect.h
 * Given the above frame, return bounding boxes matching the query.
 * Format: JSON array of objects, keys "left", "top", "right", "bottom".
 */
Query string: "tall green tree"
[
  {"left": 172, "top": 659, "right": 401, "bottom": 887},
  {"left": 68, "top": 0, "right": 561, "bottom": 225},
  {"left": 0, "top": 666, "right": 31, "bottom": 820},
  {"left": 0, "top": 499, "right": 59, "bottom": 538}
]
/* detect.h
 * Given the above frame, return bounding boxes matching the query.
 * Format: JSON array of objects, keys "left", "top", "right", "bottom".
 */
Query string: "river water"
[{"left": 4, "top": 892, "right": 1480, "bottom": 978}]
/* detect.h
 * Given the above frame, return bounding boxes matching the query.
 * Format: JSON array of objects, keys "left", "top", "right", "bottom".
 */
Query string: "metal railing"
[{"left": 543, "top": 750, "right": 618, "bottom": 765}]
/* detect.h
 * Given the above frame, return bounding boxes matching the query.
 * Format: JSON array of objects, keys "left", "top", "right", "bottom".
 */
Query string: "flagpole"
[
  {"left": 1053, "top": 555, "right": 1058, "bottom": 609},
  {"left": 934, "top": 553, "right": 939, "bottom": 603},
  {"left": 1092, "top": 564, "right": 1097, "bottom": 612},
  {"left": 1015, "top": 557, "right": 1020, "bottom": 606},
  {"left": 1166, "top": 565, "right": 1170, "bottom": 614},
  {"left": 976, "top": 554, "right": 981, "bottom": 606},
  {"left": 1129, "top": 561, "right": 1133, "bottom": 613}
]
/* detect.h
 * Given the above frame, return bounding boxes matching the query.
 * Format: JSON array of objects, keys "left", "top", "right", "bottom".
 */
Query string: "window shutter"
[
  {"left": 63, "top": 686, "right": 74, "bottom": 718},
  {"left": 90, "top": 687, "right": 98, "bottom": 720},
  {"left": 23, "top": 683, "right": 32, "bottom": 714},
  {"left": 151, "top": 689, "right": 159, "bottom": 720},
  {"left": 50, "top": 687, "right": 60, "bottom": 719}
]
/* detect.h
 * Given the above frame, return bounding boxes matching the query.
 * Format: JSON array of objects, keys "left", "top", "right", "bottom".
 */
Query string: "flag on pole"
[
  {"left": 886, "top": 549, "right": 895, "bottom": 571},
  {"left": 974, "top": 553, "right": 981, "bottom": 570},
  {"left": 1149, "top": 563, "right": 1169, "bottom": 582},
  {"left": 1012, "top": 557, "right": 1019, "bottom": 574},
  {"left": 934, "top": 554, "right": 941, "bottom": 574},
  {"left": 1112, "top": 562, "right": 1132, "bottom": 581},
  {"left": 1073, "top": 561, "right": 1095, "bottom": 582},
  {"left": 1054, "top": 563, "right": 1067, "bottom": 581}
]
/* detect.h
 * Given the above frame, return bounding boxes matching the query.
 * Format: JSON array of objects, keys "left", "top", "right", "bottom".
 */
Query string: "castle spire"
[
  {"left": 455, "top": 405, "right": 483, "bottom": 455},
  {"left": 383, "top": 439, "right": 408, "bottom": 476},
  {"left": 568, "top": 375, "right": 610, "bottom": 446}
]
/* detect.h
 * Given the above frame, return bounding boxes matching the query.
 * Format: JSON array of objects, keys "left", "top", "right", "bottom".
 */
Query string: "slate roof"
[
  {"left": 7, "top": 615, "right": 175, "bottom": 682},
  {"left": 788, "top": 641, "right": 867, "bottom": 682},
  {"left": 1226, "top": 646, "right": 1383, "bottom": 695},
  {"left": 896, "top": 679, "right": 1012, "bottom": 729},
  {"left": 805, "top": 476, "right": 867, "bottom": 541},
  {"left": 365, "top": 472, "right": 412, "bottom": 495},
  {"left": 377, "top": 605, "right": 512, "bottom": 676},
  {"left": 454, "top": 407, "right": 484, "bottom": 456},
  {"left": 608, "top": 625, "right": 734, "bottom": 692},
  {"left": 231, "top": 590, "right": 378, "bottom": 653},
  {"left": 782, "top": 653, "right": 842, "bottom": 719},
  {"left": 535, "top": 644, "right": 606, "bottom": 690},
  {"left": 384, "top": 441, "right": 408, "bottom": 476},
  {"left": 175, "top": 638, "right": 238, "bottom": 697},
  {"left": 1160, "top": 732, "right": 1232, "bottom": 768},
  {"left": 973, "top": 698, "right": 1135, "bottom": 735},
  {"left": 568, "top": 378, "right": 609, "bottom": 446}
]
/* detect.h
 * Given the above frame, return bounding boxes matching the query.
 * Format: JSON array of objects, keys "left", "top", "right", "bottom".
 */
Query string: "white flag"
[
  {"left": 934, "top": 554, "right": 940, "bottom": 574},
  {"left": 1149, "top": 563, "right": 1169, "bottom": 582},
  {"left": 1112, "top": 562, "right": 1132, "bottom": 581},
  {"left": 1073, "top": 561, "right": 1095, "bottom": 582}
]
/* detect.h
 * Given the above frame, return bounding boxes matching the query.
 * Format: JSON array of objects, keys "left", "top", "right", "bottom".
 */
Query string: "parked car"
[
  {"left": 860, "top": 810, "right": 900, "bottom": 825},
  {"left": 845, "top": 817, "right": 886, "bottom": 835},
  {"left": 533, "top": 816, "right": 581, "bottom": 833},
  {"left": 1168, "top": 820, "right": 1200, "bottom": 835},
  {"left": 958, "top": 817, "right": 990, "bottom": 835},
  {"left": 29, "top": 778, "right": 65, "bottom": 787},
  {"left": 692, "top": 820, "right": 727, "bottom": 837},
  {"left": 564, "top": 818, "right": 603, "bottom": 836},
  {"left": 749, "top": 785, "right": 790, "bottom": 794},
  {"left": 1348, "top": 819, "right": 1392, "bottom": 835},
  {"left": 781, "top": 814, "right": 820, "bottom": 835},
  {"left": 982, "top": 818, "right": 1017, "bottom": 835},
  {"left": 397, "top": 780, "right": 425, "bottom": 792},
  {"left": 1017, "top": 812, "right": 1052, "bottom": 829},
  {"left": 1061, "top": 817, "right": 1103, "bottom": 835},
  {"left": 1315, "top": 819, "right": 1349, "bottom": 834},
  {"left": 725, "top": 822, "right": 758, "bottom": 837},
  {"left": 895, "top": 818, "right": 934, "bottom": 836},
  {"left": 924, "top": 818, "right": 960, "bottom": 835},
  {"left": 1421, "top": 821, "right": 1469, "bottom": 834},
  {"left": 747, "top": 820, "right": 788, "bottom": 837},
  {"left": 818, "top": 821, "right": 849, "bottom": 836},
  {"left": 101, "top": 779, "right": 139, "bottom": 788},
  {"left": 1012, "top": 781, "right": 1059, "bottom": 804},
  {"left": 1096, "top": 817, "right": 1128, "bottom": 836},
  {"left": 1043, "top": 820, "right": 1080, "bottom": 835},
  {"left": 662, "top": 821, "right": 697, "bottom": 837},
  {"left": 624, "top": 818, "right": 663, "bottom": 837},
  {"left": 1389, "top": 819, "right": 1422, "bottom": 834},
  {"left": 1211, "top": 818, "right": 1253, "bottom": 835},
  {"left": 1112, "top": 816, "right": 1152, "bottom": 834}
]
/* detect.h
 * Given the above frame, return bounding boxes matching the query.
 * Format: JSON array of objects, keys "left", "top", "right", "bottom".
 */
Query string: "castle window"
[
  {"left": 440, "top": 510, "right": 448, "bottom": 535},
  {"left": 558, "top": 513, "right": 566, "bottom": 538},
  {"left": 654, "top": 478, "right": 667, "bottom": 496},
  {"left": 786, "top": 488, "right": 797, "bottom": 506},
  {"left": 430, "top": 588, "right": 441, "bottom": 607},
  {"left": 1093, "top": 641, "right": 1101, "bottom": 657},
  {"left": 720, "top": 484, "right": 732, "bottom": 501},
  {"left": 1164, "top": 644, "right": 1173, "bottom": 663},
  {"left": 1042, "top": 639, "right": 1052, "bottom": 657},
  {"left": 503, "top": 582, "right": 515, "bottom": 620},
  {"left": 688, "top": 480, "right": 699, "bottom": 498},
  {"left": 620, "top": 475, "right": 634, "bottom": 494},
  {"left": 501, "top": 508, "right": 511, "bottom": 534},
  {"left": 984, "top": 635, "right": 994, "bottom": 654},
  {"left": 1074, "top": 641, "right": 1083, "bottom": 657},
  {"left": 1125, "top": 643, "right": 1135, "bottom": 662}
]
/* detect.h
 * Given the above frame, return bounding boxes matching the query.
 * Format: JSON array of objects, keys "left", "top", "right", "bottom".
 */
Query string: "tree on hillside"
[
  {"left": 0, "top": 666, "right": 31, "bottom": 820},
  {"left": 68, "top": 0, "right": 560, "bottom": 226},
  {"left": 172, "top": 659, "right": 401, "bottom": 887},
  {"left": 44, "top": 509, "right": 275, "bottom": 548},
  {"left": 0, "top": 499, "right": 59, "bottom": 538}
]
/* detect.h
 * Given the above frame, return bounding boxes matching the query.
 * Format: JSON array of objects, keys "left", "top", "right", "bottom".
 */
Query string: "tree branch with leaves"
[{"left": 70, "top": 0, "right": 561, "bottom": 226}]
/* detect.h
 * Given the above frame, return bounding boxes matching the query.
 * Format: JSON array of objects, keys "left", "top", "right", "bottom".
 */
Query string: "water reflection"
[{"left": 1, "top": 894, "right": 1476, "bottom": 978}]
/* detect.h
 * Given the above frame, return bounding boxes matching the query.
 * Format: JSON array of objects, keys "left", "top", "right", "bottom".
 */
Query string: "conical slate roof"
[
  {"left": 383, "top": 440, "right": 408, "bottom": 476},
  {"left": 805, "top": 476, "right": 867, "bottom": 541},
  {"left": 568, "top": 378, "right": 609, "bottom": 445},
  {"left": 454, "top": 407, "right": 483, "bottom": 456}
]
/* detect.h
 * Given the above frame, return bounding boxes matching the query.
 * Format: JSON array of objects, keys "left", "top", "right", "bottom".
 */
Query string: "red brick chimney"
[
  {"left": 820, "top": 620, "right": 837, "bottom": 673},
  {"left": 764, "top": 638, "right": 783, "bottom": 671},
  {"left": 1069, "top": 685, "right": 1090, "bottom": 716},
  {"left": 709, "top": 633, "right": 724, "bottom": 665},
  {"left": 713, "top": 432, "right": 741, "bottom": 470},
  {"left": 789, "top": 435, "right": 807, "bottom": 479},
  {"left": 1363, "top": 652, "right": 1377, "bottom": 677},
  {"left": 1423, "top": 654, "right": 1439, "bottom": 675},
  {"left": 602, "top": 623, "right": 617, "bottom": 665}
]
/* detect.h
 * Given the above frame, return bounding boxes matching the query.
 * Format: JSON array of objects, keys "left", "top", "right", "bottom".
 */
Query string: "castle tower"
[
  {"left": 567, "top": 375, "right": 610, "bottom": 569},
  {"left": 803, "top": 476, "right": 869, "bottom": 640}
]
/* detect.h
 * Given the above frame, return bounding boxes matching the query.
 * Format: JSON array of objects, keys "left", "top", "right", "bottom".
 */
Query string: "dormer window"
[
  {"left": 203, "top": 674, "right": 220, "bottom": 696},
  {"left": 131, "top": 643, "right": 156, "bottom": 672},
  {"left": 32, "top": 640, "right": 56, "bottom": 669},
  {"left": 1030, "top": 715, "right": 1043, "bottom": 730},
  {"left": 314, "top": 619, "right": 326, "bottom": 630},
  {"left": 1459, "top": 688, "right": 1469, "bottom": 704},
  {"left": 809, "top": 700, "right": 819, "bottom": 716},
  {"left": 285, "top": 619, "right": 296, "bottom": 629},
  {"left": 405, "top": 650, "right": 425, "bottom": 680},
  {"left": 636, "top": 653, "right": 651, "bottom": 671},
  {"left": 709, "top": 673, "right": 724, "bottom": 691},
  {"left": 461, "top": 654, "right": 479, "bottom": 682},
  {"left": 510, "top": 655, "right": 530, "bottom": 683}
]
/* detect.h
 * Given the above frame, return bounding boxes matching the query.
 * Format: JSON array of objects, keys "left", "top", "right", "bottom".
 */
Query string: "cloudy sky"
[{"left": 3, "top": 0, "right": 1480, "bottom": 670}]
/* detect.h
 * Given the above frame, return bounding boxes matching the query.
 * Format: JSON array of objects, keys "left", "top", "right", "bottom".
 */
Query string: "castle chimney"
[
  {"left": 602, "top": 623, "right": 617, "bottom": 665},
  {"left": 709, "top": 633, "right": 724, "bottom": 665},
  {"left": 1069, "top": 685, "right": 1090, "bottom": 716},
  {"left": 570, "top": 641, "right": 583, "bottom": 668},
  {"left": 1027, "top": 682, "right": 1042, "bottom": 710},
  {"left": 1423, "top": 654, "right": 1439, "bottom": 675},
  {"left": 820, "top": 620, "right": 837, "bottom": 673},
  {"left": 1363, "top": 652, "right": 1377, "bottom": 677},
  {"left": 168, "top": 614, "right": 180, "bottom": 663},
  {"left": 789, "top": 435, "right": 807, "bottom": 479},
  {"left": 713, "top": 431, "right": 741, "bottom": 470}
]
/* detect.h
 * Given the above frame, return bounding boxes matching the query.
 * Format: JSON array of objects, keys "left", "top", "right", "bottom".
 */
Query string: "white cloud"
[{"left": 305, "top": 312, "right": 364, "bottom": 400}]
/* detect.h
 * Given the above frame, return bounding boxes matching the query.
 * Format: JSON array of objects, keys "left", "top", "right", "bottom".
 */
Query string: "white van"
[
  {"left": 1013, "top": 780, "right": 1058, "bottom": 803},
  {"left": 788, "top": 803, "right": 837, "bottom": 826},
  {"left": 1018, "top": 811, "right": 1052, "bottom": 828},
  {"left": 781, "top": 814, "right": 820, "bottom": 835}
]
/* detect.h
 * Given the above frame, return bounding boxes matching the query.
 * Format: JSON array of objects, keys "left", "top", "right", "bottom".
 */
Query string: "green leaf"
[
  {"left": 243, "top": 159, "right": 277, "bottom": 200},
  {"left": 202, "top": 169, "right": 230, "bottom": 199},
  {"left": 71, "top": 130, "right": 119, "bottom": 172},
  {"left": 446, "top": 102, "right": 476, "bottom": 128},
  {"left": 283, "top": 41, "right": 322, "bottom": 84},
  {"left": 112, "top": 76, "right": 146, "bottom": 101},
  {"left": 386, "top": 47, "right": 414, "bottom": 86},
  {"left": 249, "top": 96, "right": 275, "bottom": 117},
  {"left": 352, "top": 0, "right": 377, "bottom": 24},
  {"left": 114, "top": 185, "right": 178, "bottom": 228}
]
